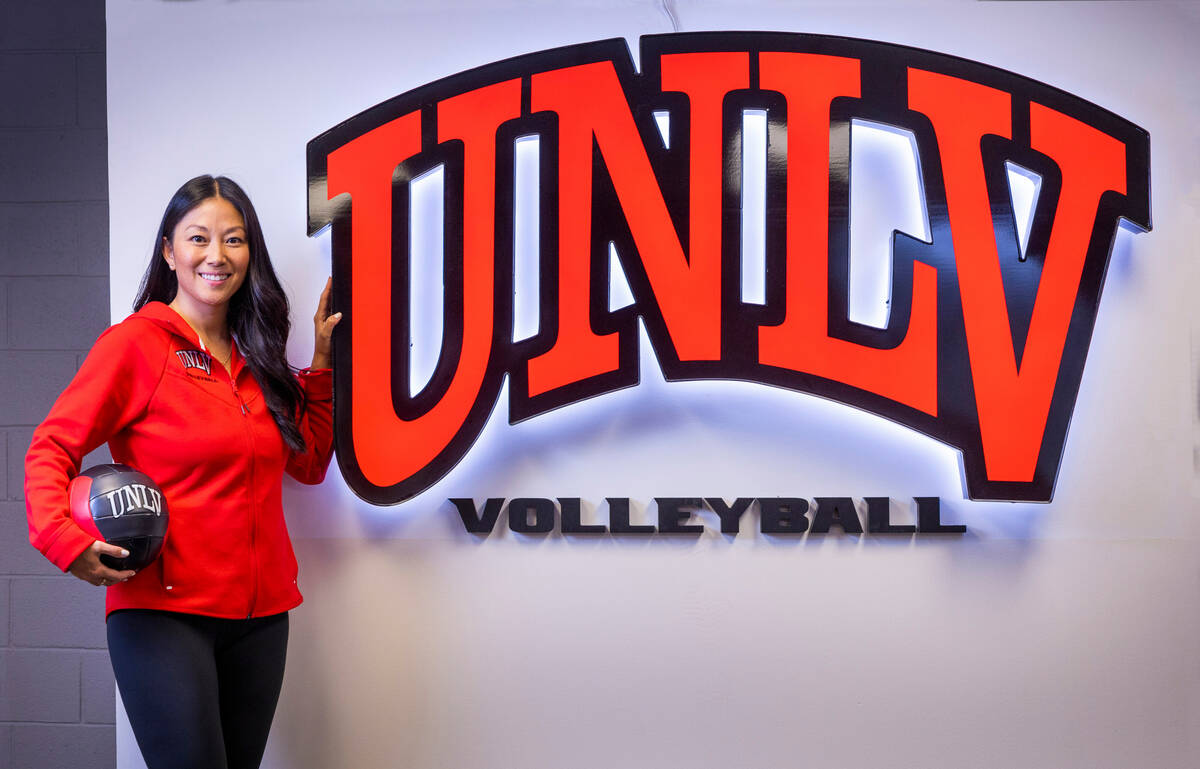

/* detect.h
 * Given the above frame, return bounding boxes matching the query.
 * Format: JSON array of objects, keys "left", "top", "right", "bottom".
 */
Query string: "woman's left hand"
[{"left": 311, "top": 277, "right": 342, "bottom": 370}]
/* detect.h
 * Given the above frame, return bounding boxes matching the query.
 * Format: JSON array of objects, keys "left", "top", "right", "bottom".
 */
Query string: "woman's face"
[{"left": 162, "top": 196, "right": 250, "bottom": 318}]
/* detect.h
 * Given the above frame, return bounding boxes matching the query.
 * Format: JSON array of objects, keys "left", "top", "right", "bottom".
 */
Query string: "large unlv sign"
[{"left": 307, "top": 33, "right": 1150, "bottom": 505}]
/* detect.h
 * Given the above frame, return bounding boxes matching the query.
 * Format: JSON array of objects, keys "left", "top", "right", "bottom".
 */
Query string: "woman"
[{"left": 24, "top": 175, "right": 341, "bottom": 769}]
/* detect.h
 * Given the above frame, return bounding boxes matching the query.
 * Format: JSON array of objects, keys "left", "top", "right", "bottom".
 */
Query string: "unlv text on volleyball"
[{"left": 308, "top": 33, "right": 1151, "bottom": 506}]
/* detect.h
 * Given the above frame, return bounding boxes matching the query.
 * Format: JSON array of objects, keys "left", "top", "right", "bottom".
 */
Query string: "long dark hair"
[{"left": 134, "top": 175, "right": 307, "bottom": 452}]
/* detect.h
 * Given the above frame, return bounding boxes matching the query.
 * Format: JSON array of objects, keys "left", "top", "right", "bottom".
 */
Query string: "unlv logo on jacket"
[
  {"left": 175, "top": 349, "right": 212, "bottom": 375},
  {"left": 308, "top": 33, "right": 1151, "bottom": 504}
]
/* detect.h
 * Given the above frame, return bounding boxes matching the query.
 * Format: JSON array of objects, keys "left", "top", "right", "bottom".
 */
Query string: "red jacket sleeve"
[
  {"left": 285, "top": 368, "right": 335, "bottom": 484},
  {"left": 24, "top": 321, "right": 169, "bottom": 571}
]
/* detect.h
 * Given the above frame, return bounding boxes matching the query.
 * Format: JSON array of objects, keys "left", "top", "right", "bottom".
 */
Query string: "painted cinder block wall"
[{"left": 0, "top": 1, "right": 114, "bottom": 767}]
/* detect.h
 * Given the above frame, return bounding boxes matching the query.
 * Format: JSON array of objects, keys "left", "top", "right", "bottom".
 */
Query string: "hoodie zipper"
[
  {"left": 152, "top": 308, "right": 265, "bottom": 617},
  {"left": 233, "top": 358, "right": 258, "bottom": 618},
  {"left": 211, "top": 337, "right": 258, "bottom": 618}
]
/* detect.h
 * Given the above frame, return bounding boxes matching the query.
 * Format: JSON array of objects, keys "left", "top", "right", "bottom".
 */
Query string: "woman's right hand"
[{"left": 67, "top": 540, "right": 137, "bottom": 587}]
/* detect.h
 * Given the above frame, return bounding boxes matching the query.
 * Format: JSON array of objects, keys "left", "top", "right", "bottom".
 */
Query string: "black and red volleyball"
[{"left": 68, "top": 464, "right": 168, "bottom": 571}]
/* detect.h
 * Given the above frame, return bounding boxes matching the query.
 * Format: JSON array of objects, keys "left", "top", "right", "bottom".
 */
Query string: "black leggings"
[{"left": 107, "top": 609, "right": 289, "bottom": 769}]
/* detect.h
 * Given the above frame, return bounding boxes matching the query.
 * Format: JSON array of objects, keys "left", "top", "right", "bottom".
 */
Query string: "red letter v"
[{"left": 910, "top": 69, "right": 1126, "bottom": 483}]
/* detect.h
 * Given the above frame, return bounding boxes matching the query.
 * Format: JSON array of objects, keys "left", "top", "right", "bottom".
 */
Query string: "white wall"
[{"left": 107, "top": 1, "right": 1200, "bottom": 767}]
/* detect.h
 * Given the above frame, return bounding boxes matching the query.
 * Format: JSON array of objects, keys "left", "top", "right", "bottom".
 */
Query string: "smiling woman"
[
  {"left": 159, "top": 196, "right": 249, "bottom": 371},
  {"left": 24, "top": 175, "right": 343, "bottom": 769},
  {"left": 162, "top": 197, "right": 250, "bottom": 332}
]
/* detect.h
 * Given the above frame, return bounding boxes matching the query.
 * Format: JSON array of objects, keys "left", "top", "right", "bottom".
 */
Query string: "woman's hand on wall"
[
  {"left": 311, "top": 277, "right": 343, "bottom": 370},
  {"left": 67, "top": 540, "right": 137, "bottom": 587}
]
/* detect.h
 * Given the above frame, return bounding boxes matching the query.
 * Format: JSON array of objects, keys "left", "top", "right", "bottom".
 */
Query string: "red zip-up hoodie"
[{"left": 25, "top": 301, "right": 333, "bottom": 619}]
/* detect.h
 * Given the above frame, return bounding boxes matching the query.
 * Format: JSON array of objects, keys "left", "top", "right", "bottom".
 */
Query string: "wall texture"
[{"left": 0, "top": 1, "right": 114, "bottom": 767}]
